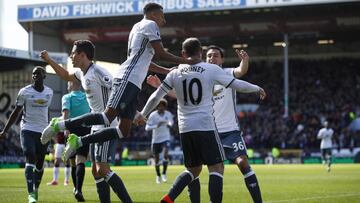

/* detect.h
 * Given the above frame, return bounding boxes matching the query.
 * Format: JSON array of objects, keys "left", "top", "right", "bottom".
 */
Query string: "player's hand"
[
  {"left": 40, "top": 50, "right": 50, "bottom": 62},
  {"left": 147, "top": 75, "right": 161, "bottom": 88},
  {"left": 258, "top": 87, "right": 266, "bottom": 100},
  {"left": 235, "top": 49, "right": 249, "bottom": 62},
  {"left": 133, "top": 111, "right": 146, "bottom": 126}
]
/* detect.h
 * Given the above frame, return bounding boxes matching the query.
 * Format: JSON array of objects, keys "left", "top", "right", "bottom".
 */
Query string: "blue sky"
[{"left": 0, "top": 0, "right": 79, "bottom": 50}]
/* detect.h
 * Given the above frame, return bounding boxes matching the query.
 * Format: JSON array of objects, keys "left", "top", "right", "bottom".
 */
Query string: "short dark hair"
[
  {"left": 33, "top": 66, "right": 46, "bottom": 73},
  {"left": 182, "top": 38, "right": 202, "bottom": 57},
  {"left": 143, "top": 3, "right": 163, "bottom": 14},
  {"left": 73, "top": 40, "right": 95, "bottom": 60},
  {"left": 158, "top": 99, "right": 168, "bottom": 107},
  {"left": 207, "top": 45, "right": 225, "bottom": 58}
]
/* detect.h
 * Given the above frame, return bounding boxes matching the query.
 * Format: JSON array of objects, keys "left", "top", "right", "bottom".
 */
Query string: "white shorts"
[{"left": 54, "top": 144, "right": 65, "bottom": 159}]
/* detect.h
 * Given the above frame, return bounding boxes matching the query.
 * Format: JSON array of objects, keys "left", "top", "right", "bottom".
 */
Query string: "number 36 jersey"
[{"left": 162, "top": 62, "right": 235, "bottom": 133}]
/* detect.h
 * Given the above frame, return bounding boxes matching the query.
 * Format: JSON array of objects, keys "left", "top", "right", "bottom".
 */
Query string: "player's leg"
[
  {"left": 162, "top": 132, "right": 203, "bottom": 203},
  {"left": 162, "top": 167, "right": 201, "bottom": 203},
  {"left": 91, "top": 161, "right": 110, "bottom": 203},
  {"left": 321, "top": 149, "right": 326, "bottom": 164},
  {"left": 96, "top": 139, "right": 132, "bottom": 203},
  {"left": 20, "top": 130, "right": 37, "bottom": 202},
  {"left": 207, "top": 163, "right": 224, "bottom": 203},
  {"left": 64, "top": 81, "right": 140, "bottom": 152},
  {"left": 48, "top": 144, "right": 64, "bottom": 185},
  {"left": 69, "top": 158, "right": 77, "bottom": 191},
  {"left": 223, "top": 131, "right": 262, "bottom": 203},
  {"left": 235, "top": 156, "right": 262, "bottom": 203},
  {"left": 89, "top": 142, "right": 110, "bottom": 203},
  {"left": 48, "top": 157, "right": 60, "bottom": 185},
  {"left": 152, "top": 144, "right": 162, "bottom": 183},
  {"left": 66, "top": 127, "right": 89, "bottom": 201},
  {"left": 34, "top": 132, "right": 49, "bottom": 201},
  {"left": 64, "top": 158, "right": 71, "bottom": 186},
  {"left": 162, "top": 142, "right": 170, "bottom": 182},
  {"left": 41, "top": 80, "right": 135, "bottom": 144},
  {"left": 74, "top": 154, "right": 87, "bottom": 202},
  {"left": 99, "top": 139, "right": 132, "bottom": 202},
  {"left": 41, "top": 111, "right": 116, "bottom": 144},
  {"left": 326, "top": 149, "right": 332, "bottom": 172},
  {"left": 202, "top": 131, "right": 225, "bottom": 203},
  {"left": 188, "top": 177, "right": 201, "bottom": 203}
]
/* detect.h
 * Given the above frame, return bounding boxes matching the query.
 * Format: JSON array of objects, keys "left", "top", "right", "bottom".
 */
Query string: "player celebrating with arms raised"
[{"left": 136, "top": 37, "right": 265, "bottom": 203}]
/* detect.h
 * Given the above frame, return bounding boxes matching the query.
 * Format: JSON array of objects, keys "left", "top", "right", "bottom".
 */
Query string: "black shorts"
[
  {"left": 90, "top": 129, "right": 118, "bottom": 163},
  {"left": 107, "top": 78, "right": 140, "bottom": 120},
  {"left": 321, "top": 148, "right": 332, "bottom": 158},
  {"left": 68, "top": 126, "right": 91, "bottom": 158},
  {"left": 180, "top": 131, "right": 225, "bottom": 168},
  {"left": 151, "top": 140, "right": 170, "bottom": 154},
  {"left": 20, "top": 130, "right": 48, "bottom": 158}
]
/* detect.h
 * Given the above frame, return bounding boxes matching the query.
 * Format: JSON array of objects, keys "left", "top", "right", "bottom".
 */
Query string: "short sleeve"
[
  {"left": 161, "top": 70, "right": 175, "bottom": 93},
  {"left": 213, "top": 65, "right": 235, "bottom": 88},
  {"left": 15, "top": 88, "right": 26, "bottom": 107},
  {"left": 144, "top": 21, "right": 161, "bottom": 42},
  {"left": 62, "top": 94, "right": 71, "bottom": 111},
  {"left": 73, "top": 69, "right": 82, "bottom": 81}
]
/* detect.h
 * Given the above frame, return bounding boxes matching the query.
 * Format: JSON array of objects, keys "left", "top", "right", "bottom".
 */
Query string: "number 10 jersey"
[{"left": 161, "top": 62, "right": 234, "bottom": 133}]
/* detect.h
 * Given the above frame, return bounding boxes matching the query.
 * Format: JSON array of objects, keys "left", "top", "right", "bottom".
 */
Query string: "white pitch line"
[{"left": 264, "top": 193, "right": 360, "bottom": 203}]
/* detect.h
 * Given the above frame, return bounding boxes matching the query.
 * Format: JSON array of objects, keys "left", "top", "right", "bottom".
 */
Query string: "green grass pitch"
[{"left": 0, "top": 164, "right": 359, "bottom": 202}]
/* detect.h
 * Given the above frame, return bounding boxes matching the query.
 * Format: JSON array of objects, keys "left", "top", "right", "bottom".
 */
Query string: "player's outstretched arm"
[
  {"left": 229, "top": 79, "right": 266, "bottom": 100},
  {"left": 141, "top": 87, "right": 168, "bottom": 119},
  {"left": 149, "top": 62, "right": 171, "bottom": 75},
  {"left": 151, "top": 41, "right": 201, "bottom": 65},
  {"left": 233, "top": 49, "right": 249, "bottom": 78},
  {"left": 40, "top": 50, "right": 76, "bottom": 82},
  {"left": 0, "top": 106, "right": 23, "bottom": 139},
  {"left": 147, "top": 75, "right": 177, "bottom": 98}
]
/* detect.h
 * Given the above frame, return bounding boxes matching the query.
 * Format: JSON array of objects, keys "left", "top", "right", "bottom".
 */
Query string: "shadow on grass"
[
  {"left": 41, "top": 199, "right": 99, "bottom": 203},
  {"left": 41, "top": 200, "right": 160, "bottom": 203}
]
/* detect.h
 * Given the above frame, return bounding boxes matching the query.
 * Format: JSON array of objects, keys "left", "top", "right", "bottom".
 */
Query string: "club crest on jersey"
[
  {"left": 213, "top": 87, "right": 224, "bottom": 96},
  {"left": 103, "top": 76, "right": 110, "bottom": 83},
  {"left": 34, "top": 99, "right": 47, "bottom": 105},
  {"left": 85, "top": 79, "right": 90, "bottom": 86}
]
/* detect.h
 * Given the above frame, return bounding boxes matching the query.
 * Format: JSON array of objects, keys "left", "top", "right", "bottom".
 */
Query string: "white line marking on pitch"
[{"left": 265, "top": 193, "right": 360, "bottom": 203}]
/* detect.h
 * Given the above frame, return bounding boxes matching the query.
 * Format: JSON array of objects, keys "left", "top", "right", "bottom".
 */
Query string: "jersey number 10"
[{"left": 182, "top": 78, "right": 202, "bottom": 105}]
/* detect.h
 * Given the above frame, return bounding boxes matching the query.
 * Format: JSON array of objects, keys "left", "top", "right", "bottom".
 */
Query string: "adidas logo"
[{"left": 249, "top": 183, "right": 257, "bottom": 188}]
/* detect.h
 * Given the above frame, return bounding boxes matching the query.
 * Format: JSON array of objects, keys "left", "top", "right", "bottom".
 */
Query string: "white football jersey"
[
  {"left": 162, "top": 62, "right": 235, "bottom": 133},
  {"left": 317, "top": 128, "right": 333, "bottom": 149},
  {"left": 213, "top": 68, "right": 240, "bottom": 133},
  {"left": 114, "top": 18, "right": 161, "bottom": 88},
  {"left": 74, "top": 63, "right": 118, "bottom": 130},
  {"left": 145, "top": 110, "right": 174, "bottom": 144},
  {"left": 16, "top": 85, "right": 53, "bottom": 133}
]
